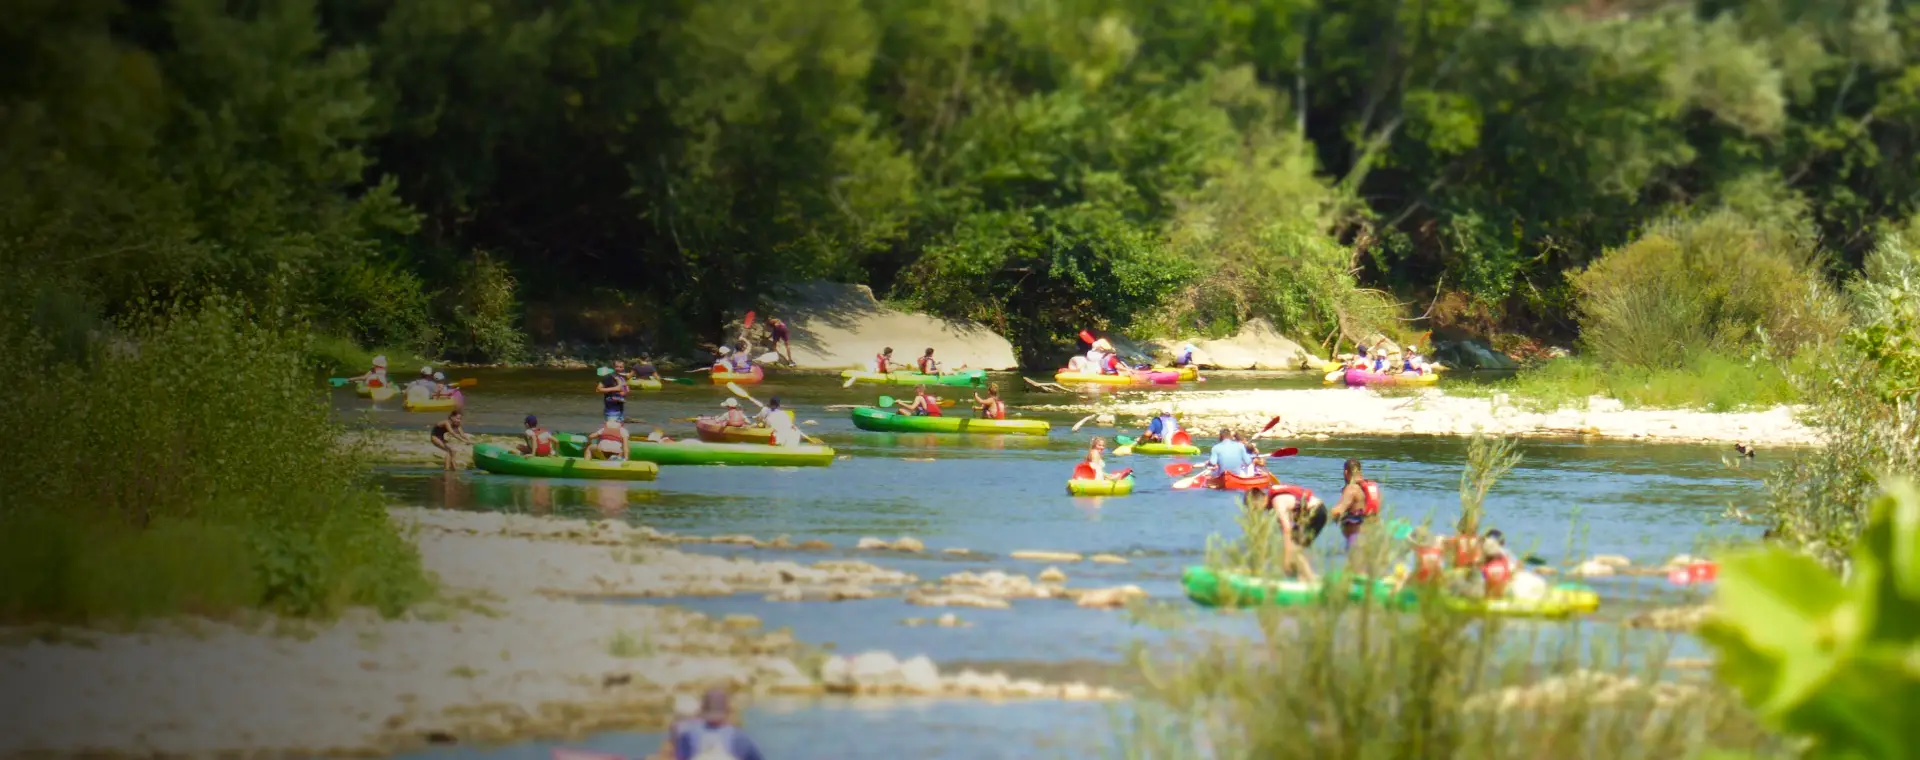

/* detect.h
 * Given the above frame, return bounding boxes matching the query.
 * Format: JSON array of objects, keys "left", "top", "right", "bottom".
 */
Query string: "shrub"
[
  {"left": 440, "top": 251, "right": 528, "bottom": 363},
  {"left": 1571, "top": 212, "right": 1844, "bottom": 369},
  {"left": 0, "top": 292, "right": 431, "bottom": 623}
]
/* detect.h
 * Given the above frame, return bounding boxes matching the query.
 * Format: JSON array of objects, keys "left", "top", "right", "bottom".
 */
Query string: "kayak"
[
  {"left": 1327, "top": 368, "right": 1440, "bottom": 386},
  {"left": 1154, "top": 365, "right": 1200, "bottom": 381},
  {"left": 472, "top": 443, "right": 660, "bottom": 482},
  {"left": 711, "top": 364, "right": 765, "bottom": 385},
  {"left": 849, "top": 407, "right": 1050, "bottom": 436},
  {"left": 627, "top": 375, "right": 663, "bottom": 391},
  {"left": 694, "top": 419, "right": 774, "bottom": 444},
  {"left": 1053, "top": 370, "right": 1179, "bottom": 386},
  {"left": 1317, "top": 361, "right": 1448, "bottom": 374},
  {"left": 1175, "top": 471, "right": 1278, "bottom": 490},
  {"left": 1438, "top": 583, "right": 1600, "bottom": 618},
  {"left": 838, "top": 369, "right": 987, "bottom": 387},
  {"left": 557, "top": 434, "right": 834, "bottom": 467},
  {"left": 1067, "top": 476, "right": 1135, "bottom": 496},
  {"left": 1182, "top": 566, "right": 1407, "bottom": 608},
  {"left": 355, "top": 381, "right": 397, "bottom": 402},
  {"left": 1130, "top": 442, "right": 1201, "bottom": 456},
  {"left": 403, "top": 395, "right": 461, "bottom": 413}
]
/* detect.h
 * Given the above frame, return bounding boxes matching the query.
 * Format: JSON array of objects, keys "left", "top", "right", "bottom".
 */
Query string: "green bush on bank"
[
  {"left": 0, "top": 294, "right": 431, "bottom": 623},
  {"left": 1452, "top": 353, "right": 1803, "bottom": 412}
]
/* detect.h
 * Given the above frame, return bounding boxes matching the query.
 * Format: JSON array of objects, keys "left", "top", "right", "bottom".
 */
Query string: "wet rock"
[
  {"left": 1090, "top": 554, "right": 1129, "bottom": 564},
  {"left": 1011, "top": 550, "right": 1083, "bottom": 563},
  {"left": 767, "top": 535, "right": 793, "bottom": 548},
  {"left": 905, "top": 591, "right": 1010, "bottom": 610},
  {"left": 1037, "top": 567, "right": 1068, "bottom": 584},
  {"left": 1569, "top": 560, "right": 1614, "bottom": 578},
  {"left": 721, "top": 615, "right": 760, "bottom": 630},
  {"left": 1627, "top": 605, "right": 1711, "bottom": 632},
  {"left": 826, "top": 586, "right": 876, "bottom": 602},
  {"left": 712, "top": 534, "right": 760, "bottom": 546},
  {"left": 890, "top": 537, "right": 926, "bottom": 553},
  {"left": 942, "top": 548, "right": 972, "bottom": 556},
  {"left": 899, "top": 656, "right": 942, "bottom": 694},
  {"left": 855, "top": 537, "right": 890, "bottom": 550},
  {"left": 1590, "top": 554, "right": 1631, "bottom": 569},
  {"left": 1075, "top": 585, "right": 1147, "bottom": 609},
  {"left": 945, "top": 669, "right": 1012, "bottom": 696},
  {"left": 797, "top": 540, "right": 833, "bottom": 551},
  {"left": 764, "top": 588, "right": 803, "bottom": 602}
]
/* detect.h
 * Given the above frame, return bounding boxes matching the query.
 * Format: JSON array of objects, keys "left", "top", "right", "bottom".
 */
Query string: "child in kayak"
[
  {"left": 1140, "top": 409, "right": 1181, "bottom": 443},
  {"left": 429, "top": 411, "right": 473, "bottom": 471},
  {"left": 349, "top": 355, "right": 390, "bottom": 387},
  {"left": 1390, "top": 527, "right": 1450, "bottom": 595},
  {"left": 899, "top": 385, "right": 943, "bottom": 416},
  {"left": 586, "top": 418, "right": 630, "bottom": 461},
  {"left": 916, "top": 348, "right": 942, "bottom": 375},
  {"left": 972, "top": 384, "right": 1008, "bottom": 420},
  {"left": 875, "top": 347, "right": 901, "bottom": 374},
  {"left": 518, "top": 414, "right": 556, "bottom": 456},
  {"left": 1079, "top": 438, "right": 1130, "bottom": 480},
  {"left": 1330, "top": 459, "right": 1382, "bottom": 552},
  {"left": 716, "top": 398, "right": 752, "bottom": 428},
  {"left": 1403, "top": 345, "right": 1430, "bottom": 375},
  {"left": 725, "top": 343, "right": 756, "bottom": 374},
  {"left": 1478, "top": 529, "right": 1549, "bottom": 600}
]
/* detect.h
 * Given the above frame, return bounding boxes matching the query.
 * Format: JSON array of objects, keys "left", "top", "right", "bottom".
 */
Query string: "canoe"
[
  {"left": 694, "top": 419, "right": 774, "bottom": 444},
  {"left": 838, "top": 369, "right": 987, "bottom": 387},
  {"left": 1053, "top": 370, "right": 1179, "bottom": 386},
  {"left": 1175, "top": 471, "right": 1278, "bottom": 490},
  {"left": 557, "top": 433, "right": 834, "bottom": 467},
  {"left": 1067, "top": 476, "right": 1135, "bottom": 496},
  {"left": 1326, "top": 367, "right": 1440, "bottom": 386},
  {"left": 849, "top": 407, "right": 1050, "bottom": 436},
  {"left": 1183, "top": 566, "right": 1407, "bottom": 608},
  {"left": 1130, "top": 442, "right": 1201, "bottom": 456},
  {"left": 711, "top": 365, "right": 765, "bottom": 385},
  {"left": 1438, "top": 583, "right": 1600, "bottom": 618},
  {"left": 472, "top": 443, "right": 659, "bottom": 481}
]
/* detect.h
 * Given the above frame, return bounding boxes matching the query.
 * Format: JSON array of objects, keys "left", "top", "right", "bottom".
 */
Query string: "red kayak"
[{"left": 1174, "top": 471, "right": 1278, "bottom": 490}]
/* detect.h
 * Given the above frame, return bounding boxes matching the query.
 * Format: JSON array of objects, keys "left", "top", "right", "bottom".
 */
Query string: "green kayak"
[
  {"left": 839, "top": 369, "right": 987, "bottom": 387},
  {"left": 1182, "top": 566, "right": 1409, "bottom": 608},
  {"left": 472, "top": 443, "right": 660, "bottom": 481},
  {"left": 1130, "top": 442, "right": 1200, "bottom": 456},
  {"left": 556, "top": 434, "right": 836, "bottom": 467},
  {"left": 849, "top": 407, "right": 1050, "bottom": 436}
]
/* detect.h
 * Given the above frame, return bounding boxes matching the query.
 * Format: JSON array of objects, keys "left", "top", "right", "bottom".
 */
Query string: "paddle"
[
  {"left": 743, "top": 310, "right": 756, "bottom": 330},
  {"left": 666, "top": 376, "right": 698, "bottom": 385},
  {"left": 1250, "top": 415, "right": 1282, "bottom": 438},
  {"left": 328, "top": 377, "right": 352, "bottom": 387},
  {"left": 1165, "top": 463, "right": 1196, "bottom": 477},
  {"left": 1266, "top": 447, "right": 1299, "bottom": 457},
  {"left": 1172, "top": 470, "right": 1208, "bottom": 490},
  {"left": 451, "top": 378, "right": 478, "bottom": 389},
  {"left": 726, "top": 382, "right": 823, "bottom": 444},
  {"left": 1070, "top": 413, "right": 1099, "bottom": 432},
  {"left": 842, "top": 373, "right": 861, "bottom": 388}
]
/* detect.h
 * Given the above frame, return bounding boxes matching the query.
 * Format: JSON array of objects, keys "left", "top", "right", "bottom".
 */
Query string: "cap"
[
  {"left": 433, "top": 372, "right": 445, "bottom": 381},
  {"left": 372, "top": 355, "right": 388, "bottom": 367},
  {"left": 717, "top": 346, "right": 732, "bottom": 356},
  {"left": 722, "top": 398, "right": 740, "bottom": 408},
  {"left": 420, "top": 366, "right": 434, "bottom": 374},
  {"left": 700, "top": 687, "right": 730, "bottom": 721},
  {"left": 672, "top": 693, "right": 700, "bottom": 718},
  {"left": 525, "top": 414, "right": 538, "bottom": 425}
]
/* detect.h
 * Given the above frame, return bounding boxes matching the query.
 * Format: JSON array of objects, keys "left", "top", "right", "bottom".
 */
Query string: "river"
[{"left": 352, "top": 368, "right": 1758, "bottom": 759}]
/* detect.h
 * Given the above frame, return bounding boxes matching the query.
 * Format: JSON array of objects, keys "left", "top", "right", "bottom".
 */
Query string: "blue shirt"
[
  {"left": 1149, "top": 416, "right": 1179, "bottom": 437},
  {"left": 1209, "top": 440, "right": 1252, "bottom": 475},
  {"left": 675, "top": 723, "right": 764, "bottom": 760}
]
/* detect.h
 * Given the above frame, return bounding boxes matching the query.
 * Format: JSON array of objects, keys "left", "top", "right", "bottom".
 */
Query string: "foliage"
[
  {"left": 1457, "top": 434, "right": 1522, "bottom": 537},
  {"left": 439, "top": 251, "right": 528, "bottom": 363},
  {"left": 1453, "top": 352, "right": 1806, "bottom": 412},
  {"left": 1700, "top": 481, "right": 1920, "bottom": 759},
  {"left": 0, "top": 293, "right": 431, "bottom": 622},
  {"left": 1570, "top": 212, "right": 1845, "bottom": 369}
]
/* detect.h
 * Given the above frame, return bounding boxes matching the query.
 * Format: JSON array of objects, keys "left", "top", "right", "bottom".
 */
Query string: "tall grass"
[
  {"left": 0, "top": 292, "right": 431, "bottom": 623},
  {"left": 1451, "top": 353, "right": 1804, "bottom": 412},
  {"left": 1122, "top": 438, "right": 1783, "bottom": 759}
]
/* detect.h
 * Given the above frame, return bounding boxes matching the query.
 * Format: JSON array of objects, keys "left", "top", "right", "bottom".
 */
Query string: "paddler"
[
  {"left": 875, "top": 347, "right": 900, "bottom": 374},
  {"left": 1371, "top": 346, "right": 1390, "bottom": 373},
  {"left": 429, "top": 410, "right": 473, "bottom": 471},
  {"left": 753, "top": 397, "right": 805, "bottom": 447},
  {"left": 1172, "top": 343, "right": 1197, "bottom": 368},
  {"left": 1330, "top": 459, "right": 1383, "bottom": 552},
  {"left": 1081, "top": 437, "right": 1129, "bottom": 480},
  {"left": 627, "top": 356, "right": 659, "bottom": 382},
  {"left": 1140, "top": 408, "right": 1180, "bottom": 443},
  {"left": 1088, "top": 338, "right": 1118, "bottom": 375},
  {"left": 725, "top": 342, "right": 756, "bottom": 374},
  {"left": 1478, "top": 529, "right": 1549, "bottom": 600},
  {"left": 1403, "top": 345, "right": 1429, "bottom": 375},
  {"left": 1201, "top": 428, "right": 1256, "bottom": 487},
  {"left": 715, "top": 398, "right": 752, "bottom": 429},
  {"left": 899, "top": 385, "right": 943, "bottom": 416},
  {"left": 916, "top": 347, "right": 943, "bottom": 375},
  {"left": 596, "top": 366, "right": 627, "bottom": 421},
  {"left": 1390, "top": 526, "right": 1450, "bottom": 594},
  {"left": 406, "top": 366, "right": 437, "bottom": 395},
  {"left": 519, "top": 414, "right": 556, "bottom": 456},
  {"left": 972, "top": 384, "right": 1008, "bottom": 420},
  {"left": 585, "top": 418, "right": 630, "bottom": 461},
  {"left": 348, "top": 355, "right": 390, "bottom": 387}
]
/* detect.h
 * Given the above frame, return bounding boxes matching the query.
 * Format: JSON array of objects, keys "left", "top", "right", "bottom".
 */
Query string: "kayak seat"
[
  {"left": 1171, "top": 431, "right": 1191, "bottom": 446},
  {"left": 1073, "top": 462, "right": 1096, "bottom": 481}
]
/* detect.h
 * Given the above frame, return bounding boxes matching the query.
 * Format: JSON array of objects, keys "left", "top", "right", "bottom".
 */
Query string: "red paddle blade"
[
  {"left": 1267, "top": 447, "right": 1299, "bottom": 457},
  {"left": 1258, "top": 415, "right": 1282, "bottom": 433},
  {"left": 1079, "top": 330, "right": 1095, "bottom": 345},
  {"left": 1115, "top": 468, "right": 1133, "bottom": 479},
  {"left": 1164, "top": 463, "right": 1195, "bottom": 476},
  {"left": 744, "top": 311, "right": 757, "bottom": 329},
  {"left": 1074, "top": 462, "right": 1096, "bottom": 480}
]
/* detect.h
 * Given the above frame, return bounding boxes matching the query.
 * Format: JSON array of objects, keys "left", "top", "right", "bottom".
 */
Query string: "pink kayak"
[
  {"left": 1344, "top": 367, "right": 1439, "bottom": 387},
  {"left": 1139, "top": 370, "right": 1179, "bottom": 385}
]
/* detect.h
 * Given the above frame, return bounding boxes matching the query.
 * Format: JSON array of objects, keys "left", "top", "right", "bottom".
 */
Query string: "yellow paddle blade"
[{"left": 726, "top": 382, "right": 751, "bottom": 398}]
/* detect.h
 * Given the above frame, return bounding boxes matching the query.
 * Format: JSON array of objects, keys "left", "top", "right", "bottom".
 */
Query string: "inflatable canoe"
[
  {"left": 839, "top": 369, "right": 987, "bottom": 387},
  {"left": 1067, "top": 476, "right": 1135, "bottom": 496},
  {"left": 557, "top": 434, "right": 834, "bottom": 467},
  {"left": 1437, "top": 583, "right": 1600, "bottom": 618},
  {"left": 1183, "top": 566, "right": 1407, "bottom": 608},
  {"left": 1326, "top": 367, "right": 1440, "bottom": 386},
  {"left": 1131, "top": 442, "right": 1201, "bottom": 456},
  {"left": 627, "top": 375, "right": 663, "bottom": 391},
  {"left": 355, "top": 381, "right": 397, "bottom": 402},
  {"left": 849, "top": 407, "right": 1050, "bottom": 436},
  {"left": 1174, "top": 471, "right": 1279, "bottom": 491},
  {"left": 472, "top": 443, "right": 660, "bottom": 481},
  {"left": 711, "top": 364, "right": 765, "bottom": 385},
  {"left": 694, "top": 419, "right": 774, "bottom": 444},
  {"left": 1053, "top": 370, "right": 1179, "bottom": 386}
]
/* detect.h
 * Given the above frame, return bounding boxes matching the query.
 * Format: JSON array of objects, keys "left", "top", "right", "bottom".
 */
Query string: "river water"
[{"left": 357, "top": 368, "right": 1758, "bottom": 759}]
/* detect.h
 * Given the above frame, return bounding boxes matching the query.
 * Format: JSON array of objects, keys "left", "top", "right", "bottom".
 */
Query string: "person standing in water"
[
  {"left": 429, "top": 410, "right": 473, "bottom": 471},
  {"left": 972, "top": 384, "right": 1007, "bottom": 419},
  {"left": 766, "top": 318, "right": 793, "bottom": 365},
  {"left": 596, "top": 366, "right": 628, "bottom": 421},
  {"left": 1330, "top": 458, "right": 1383, "bottom": 551},
  {"left": 1243, "top": 486, "right": 1317, "bottom": 581}
]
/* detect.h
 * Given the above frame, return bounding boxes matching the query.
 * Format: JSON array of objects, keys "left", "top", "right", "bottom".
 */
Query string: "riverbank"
[
  {"left": 0, "top": 509, "right": 1124, "bottom": 758},
  {"left": 1033, "top": 387, "right": 1814, "bottom": 446}
]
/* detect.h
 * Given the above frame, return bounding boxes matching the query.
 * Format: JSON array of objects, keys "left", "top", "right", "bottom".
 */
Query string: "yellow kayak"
[
  {"left": 628, "top": 375, "right": 663, "bottom": 391},
  {"left": 403, "top": 387, "right": 462, "bottom": 412},
  {"left": 357, "top": 382, "right": 397, "bottom": 402},
  {"left": 1054, "top": 370, "right": 1180, "bottom": 386},
  {"left": 1325, "top": 368, "right": 1441, "bottom": 386},
  {"left": 1442, "top": 584, "right": 1600, "bottom": 618},
  {"left": 1067, "top": 476, "right": 1135, "bottom": 496},
  {"left": 1153, "top": 365, "right": 1200, "bottom": 381},
  {"left": 1317, "top": 361, "right": 1448, "bottom": 374}
]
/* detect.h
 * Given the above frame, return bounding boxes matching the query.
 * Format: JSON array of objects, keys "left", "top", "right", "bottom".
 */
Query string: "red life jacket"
[
  {"left": 1359, "top": 479, "right": 1382, "bottom": 517},
  {"left": 1103, "top": 354, "right": 1121, "bottom": 374},
  {"left": 1482, "top": 555, "right": 1514, "bottom": 597},
  {"left": 918, "top": 356, "right": 936, "bottom": 374},
  {"left": 1413, "top": 545, "right": 1445, "bottom": 582},
  {"left": 876, "top": 354, "right": 890, "bottom": 373},
  {"left": 984, "top": 399, "right": 1006, "bottom": 420},
  {"left": 1269, "top": 484, "right": 1314, "bottom": 507},
  {"left": 530, "top": 428, "right": 553, "bottom": 456},
  {"left": 919, "top": 395, "right": 943, "bottom": 417}
]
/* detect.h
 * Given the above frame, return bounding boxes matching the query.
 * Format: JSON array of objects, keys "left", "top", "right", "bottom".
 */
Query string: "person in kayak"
[
  {"left": 429, "top": 410, "right": 473, "bottom": 471},
  {"left": 1088, "top": 338, "right": 1119, "bottom": 375},
  {"left": 752, "top": 397, "right": 806, "bottom": 446},
  {"left": 723, "top": 343, "right": 756, "bottom": 374},
  {"left": 1199, "top": 428, "right": 1256, "bottom": 486},
  {"left": 628, "top": 356, "right": 658, "bottom": 381},
  {"left": 916, "top": 347, "right": 943, "bottom": 375},
  {"left": 875, "top": 347, "right": 900, "bottom": 374},
  {"left": 348, "top": 355, "right": 390, "bottom": 387},
  {"left": 1330, "top": 458, "right": 1382, "bottom": 552},
  {"left": 716, "top": 398, "right": 752, "bottom": 428},
  {"left": 1403, "top": 345, "right": 1430, "bottom": 375},
  {"left": 1172, "top": 343, "right": 1197, "bottom": 368},
  {"left": 1079, "top": 437, "right": 1130, "bottom": 480},
  {"left": 585, "top": 418, "right": 630, "bottom": 461},
  {"left": 673, "top": 687, "right": 765, "bottom": 760},
  {"left": 764, "top": 317, "right": 792, "bottom": 365},
  {"left": 972, "top": 384, "right": 1008, "bottom": 419},
  {"left": 1370, "top": 346, "right": 1391, "bottom": 373},
  {"left": 518, "top": 414, "right": 557, "bottom": 456},
  {"left": 1140, "top": 409, "right": 1181, "bottom": 443},
  {"left": 406, "top": 366, "right": 437, "bottom": 395},
  {"left": 899, "top": 385, "right": 944, "bottom": 416},
  {"left": 1389, "top": 527, "right": 1451, "bottom": 595},
  {"left": 596, "top": 366, "right": 627, "bottom": 421}
]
